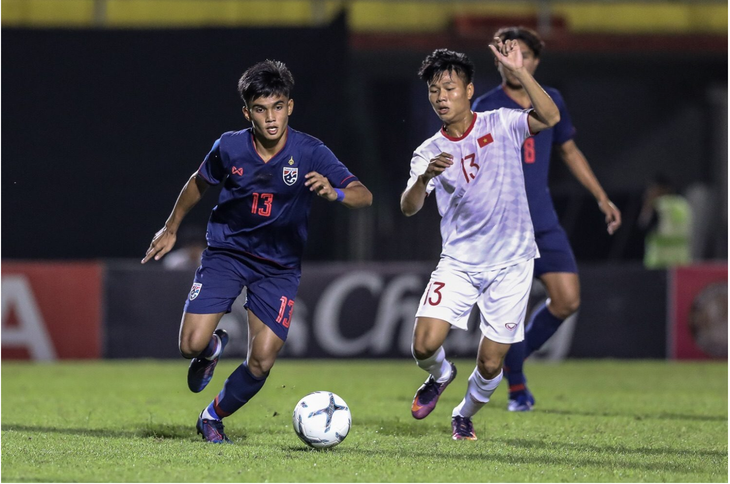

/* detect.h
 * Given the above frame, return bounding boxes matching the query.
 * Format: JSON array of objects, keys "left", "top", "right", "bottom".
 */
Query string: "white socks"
[
  {"left": 452, "top": 368, "right": 503, "bottom": 418},
  {"left": 414, "top": 346, "right": 452, "bottom": 383}
]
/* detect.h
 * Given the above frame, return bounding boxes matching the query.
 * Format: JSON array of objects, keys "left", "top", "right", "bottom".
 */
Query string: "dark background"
[{"left": 3, "top": 18, "right": 727, "bottom": 263}]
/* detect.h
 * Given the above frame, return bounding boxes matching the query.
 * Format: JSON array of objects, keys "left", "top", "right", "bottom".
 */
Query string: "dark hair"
[
  {"left": 237, "top": 60, "right": 295, "bottom": 105},
  {"left": 493, "top": 26, "right": 545, "bottom": 58},
  {"left": 418, "top": 49, "right": 474, "bottom": 85}
]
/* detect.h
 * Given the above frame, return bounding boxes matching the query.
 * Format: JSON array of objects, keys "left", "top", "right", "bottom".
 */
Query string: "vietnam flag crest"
[{"left": 478, "top": 133, "right": 494, "bottom": 148}]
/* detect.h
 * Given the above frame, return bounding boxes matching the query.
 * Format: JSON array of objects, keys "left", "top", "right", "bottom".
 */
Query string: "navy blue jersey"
[
  {"left": 197, "top": 127, "right": 358, "bottom": 269},
  {"left": 472, "top": 85, "right": 575, "bottom": 231}
]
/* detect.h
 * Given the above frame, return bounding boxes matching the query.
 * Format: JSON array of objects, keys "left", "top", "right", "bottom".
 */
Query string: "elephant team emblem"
[
  {"left": 189, "top": 283, "right": 202, "bottom": 301},
  {"left": 283, "top": 167, "right": 298, "bottom": 186}
]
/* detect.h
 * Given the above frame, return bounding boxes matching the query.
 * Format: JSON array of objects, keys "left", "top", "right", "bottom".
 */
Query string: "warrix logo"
[
  {"left": 232, "top": 166, "right": 243, "bottom": 176},
  {"left": 505, "top": 323, "right": 517, "bottom": 331}
]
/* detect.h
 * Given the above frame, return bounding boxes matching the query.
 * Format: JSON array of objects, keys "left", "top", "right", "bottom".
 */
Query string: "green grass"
[{"left": 2, "top": 359, "right": 727, "bottom": 482}]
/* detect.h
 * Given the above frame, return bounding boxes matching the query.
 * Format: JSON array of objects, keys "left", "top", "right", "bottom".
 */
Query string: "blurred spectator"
[
  {"left": 161, "top": 226, "right": 206, "bottom": 271},
  {"left": 638, "top": 174, "right": 692, "bottom": 268}
]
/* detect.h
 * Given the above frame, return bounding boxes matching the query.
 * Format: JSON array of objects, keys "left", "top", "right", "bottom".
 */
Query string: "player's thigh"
[
  {"left": 245, "top": 269, "right": 300, "bottom": 343},
  {"left": 415, "top": 262, "right": 480, "bottom": 332},
  {"left": 477, "top": 260, "right": 534, "bottom": 345},
  {"left": 180, "top": 249, "right": 247, "bottom": 353},
  {"left": 246, "top": 309, "right": 286, "bottom": 377},
  {"left": 412, "top": 317, "right": 452, "bottom": 358}
]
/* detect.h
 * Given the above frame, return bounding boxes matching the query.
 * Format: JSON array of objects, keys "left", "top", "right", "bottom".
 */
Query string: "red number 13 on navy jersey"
[{"left": 251, "top": 193, "right": 273, "bottom": 217}]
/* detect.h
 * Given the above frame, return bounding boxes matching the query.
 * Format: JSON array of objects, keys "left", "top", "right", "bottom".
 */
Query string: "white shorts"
[{"left": 415, "top": 259, "right": 534, "bottom": 344}]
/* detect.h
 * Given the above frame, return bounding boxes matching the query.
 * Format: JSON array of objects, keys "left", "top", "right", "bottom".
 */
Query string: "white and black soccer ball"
[{"left": 292, "top": 391, "right": 351, "bottom": 449}]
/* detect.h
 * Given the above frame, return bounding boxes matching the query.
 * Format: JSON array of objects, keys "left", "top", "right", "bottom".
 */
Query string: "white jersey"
[{"left": 406, "top": 109, "right": 538, "bottom": 271}]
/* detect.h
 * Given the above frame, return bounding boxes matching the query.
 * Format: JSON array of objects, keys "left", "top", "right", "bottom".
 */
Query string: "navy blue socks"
[
  {"left": 524, "top": 303, "right": 565, "bottom": 357},
  {"left": 505, "top": 302, "right": 565, "bottom": 394},
  {"left": 211, "top": 362, "right": 267, "bottom": 418}
]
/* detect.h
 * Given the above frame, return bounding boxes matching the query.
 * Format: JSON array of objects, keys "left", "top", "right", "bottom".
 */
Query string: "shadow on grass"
[
  {"left": 1, "top": 423, "right": 248, "bottom": 443},
  {"left": 496, "top": 436, "right": 727, "bottom": 459},
  {"left": 538, "top": 408, "right": 728, "bottom": 422},
  {"left": 339, "top": 444, "right": 714, "bottom": 474}
]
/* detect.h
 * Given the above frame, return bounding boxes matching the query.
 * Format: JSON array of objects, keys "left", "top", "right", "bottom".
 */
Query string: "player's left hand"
[
  {"left": 599, "top": 199, "right": 622, "bottom": 235},
  {"left": 489, "top": 38, "right": 523, "bottom": 73},
  {"left": 305, "top": 172, "right": 337, "bottom": 201}
]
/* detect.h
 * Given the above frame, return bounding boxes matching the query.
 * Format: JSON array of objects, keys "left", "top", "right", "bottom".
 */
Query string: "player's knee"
[
  {"left": 178, "top": 335, "right": 206, "bottom": 359},
  {"left": 476, "top": 356, "right": 503, "bottom": 379},
  {"left": 246, "top": 357, "right": 273, "bottom": 378},
  {"left": 550, "top": 295, "right": 580, "bottom": 319},
  {"left": 411, "top": 340, "right": 437, "bottom": 361}
]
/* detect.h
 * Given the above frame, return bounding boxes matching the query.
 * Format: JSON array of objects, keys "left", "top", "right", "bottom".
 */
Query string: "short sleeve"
[
  {"left": 497, "top": 107, "right": 532, "bottom": 145},
  {"left": 312, "top": 144, "right": 359, "bottom": 188},
  {"left": 551, "top": 90, "right": 576, "bottom": 145},
  {"left": 197, "top": 138, "right": 226, "bottom": 185},
  {"left": 406, "top": 152, "right": 436, "bottom": 195}
]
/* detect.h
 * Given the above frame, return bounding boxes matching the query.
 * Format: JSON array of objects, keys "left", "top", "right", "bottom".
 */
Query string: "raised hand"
[{"left": 489, "top": 37, "right": 523, "bottom": 73}]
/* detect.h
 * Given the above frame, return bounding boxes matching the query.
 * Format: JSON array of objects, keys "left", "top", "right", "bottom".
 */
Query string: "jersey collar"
[{"left": 440, "top": 112, "right": 477, "bottom": 142}]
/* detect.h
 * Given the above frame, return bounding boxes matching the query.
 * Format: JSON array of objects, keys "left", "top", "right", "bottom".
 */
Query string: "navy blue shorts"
[
  {"left": 184, "top": 247, "right": 300, "bottom": 342},
  {"left": 533, "top": 224, "right": 578, "bottom": 277}
]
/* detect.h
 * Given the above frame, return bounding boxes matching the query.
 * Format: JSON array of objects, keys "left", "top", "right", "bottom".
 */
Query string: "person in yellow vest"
[{"left": 639, "top": 175, "right": 692, "bottom": 268}]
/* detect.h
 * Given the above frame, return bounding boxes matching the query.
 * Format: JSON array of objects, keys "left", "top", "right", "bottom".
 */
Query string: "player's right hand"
[
  {"left": 423, "top": 152, "right": 453, "bottom": 180},
  {"left": 141, "top": 226, "right": 177, "bottom": 264}
]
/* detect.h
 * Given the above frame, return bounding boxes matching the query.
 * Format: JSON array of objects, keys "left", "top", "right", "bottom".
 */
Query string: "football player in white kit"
[{"left": 401, "top": 41, "right": 560, "bottom": 440}]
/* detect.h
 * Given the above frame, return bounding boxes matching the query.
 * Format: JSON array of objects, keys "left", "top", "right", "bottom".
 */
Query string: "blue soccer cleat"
[
  {"left": 507, "top": 388, "right": 535, "bottom": 412},
  {"left": 196, "top": 411, "right": 232, "bottom": 444},
  {"left": 188, "top": 329, "right": 229, "bottom": 393}
]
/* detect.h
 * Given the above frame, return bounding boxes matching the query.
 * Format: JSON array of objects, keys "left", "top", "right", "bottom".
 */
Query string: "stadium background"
[{"left": 2, "top": 0, "right": 727, "bottom": 362}]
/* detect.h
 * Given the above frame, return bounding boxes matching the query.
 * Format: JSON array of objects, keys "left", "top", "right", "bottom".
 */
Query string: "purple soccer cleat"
[
  {"left": 411, "top": 361, "right": 457, "bottom": 419},
  {"left": 451, "top": 415, "right": 477, "bottom": 441},
  {"left": 187, "top": 329, "right": 229, "bottom": 393},
  {"left": 196, "top": 411, "right": 232, "bottom": 444}
]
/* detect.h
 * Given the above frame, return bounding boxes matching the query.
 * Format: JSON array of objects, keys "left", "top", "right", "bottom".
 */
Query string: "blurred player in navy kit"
[
  {"left": 142, "top": 60, "right": 372, "bottom": 443},
  {"left": 473, "top": 27, "right": 621, "bottom": 412}
]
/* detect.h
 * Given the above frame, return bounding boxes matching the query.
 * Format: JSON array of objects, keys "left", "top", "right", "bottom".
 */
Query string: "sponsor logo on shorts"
[
  {"left": 189, "top": 282, "right": 202, "bottom": 301},
  {"left": 283, "top": 167, "right": 298, "bottom": 186},
  {"left": 505, "top": 323, "right": 517, "bottom": 331}
]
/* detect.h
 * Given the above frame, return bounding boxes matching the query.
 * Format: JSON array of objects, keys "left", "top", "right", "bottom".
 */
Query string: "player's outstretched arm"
[
  {"left": 141, "top": 172, "right": 210, "bottom": 264},
  {"left": 304, "top": 172, "right": 373, "bottom": 209},
  {"left": 557, "top": 140, "right": 622, "bottom": 235},
  {"left": 401, "top": 153, "right": 453, "bottom": 216},
  {"left": 490, "top": 38, "right": 560, "bottom": 133}
]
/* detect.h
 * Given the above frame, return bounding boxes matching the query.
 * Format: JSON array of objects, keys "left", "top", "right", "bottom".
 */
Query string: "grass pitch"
[{"left": 2, "top": 359, "right": 727, "bottom": 482}]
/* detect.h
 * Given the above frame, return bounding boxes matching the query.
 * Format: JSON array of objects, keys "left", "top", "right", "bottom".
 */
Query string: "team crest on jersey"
[
  {"left": 189, "top": 283, "right": 202, "bottom": 301},
  {"left": 505, "top": 323, "right": 517, "bottom": 331},
  {"left": 283, "top": 166, "right": 298, "bottom": 186}
]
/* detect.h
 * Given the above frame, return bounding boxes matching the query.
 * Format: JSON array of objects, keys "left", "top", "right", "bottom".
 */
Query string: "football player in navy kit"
[
  {"left": 473, "top": 27, "right": 621, "bottom": 412},
  {"left": 142, "top": 60, "right": 372, "bottom": 443}
]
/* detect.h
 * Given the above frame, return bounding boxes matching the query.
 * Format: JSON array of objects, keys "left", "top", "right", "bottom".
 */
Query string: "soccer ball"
[{"left": 292, "top": 391, "right": 351, "bottom": 449}]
